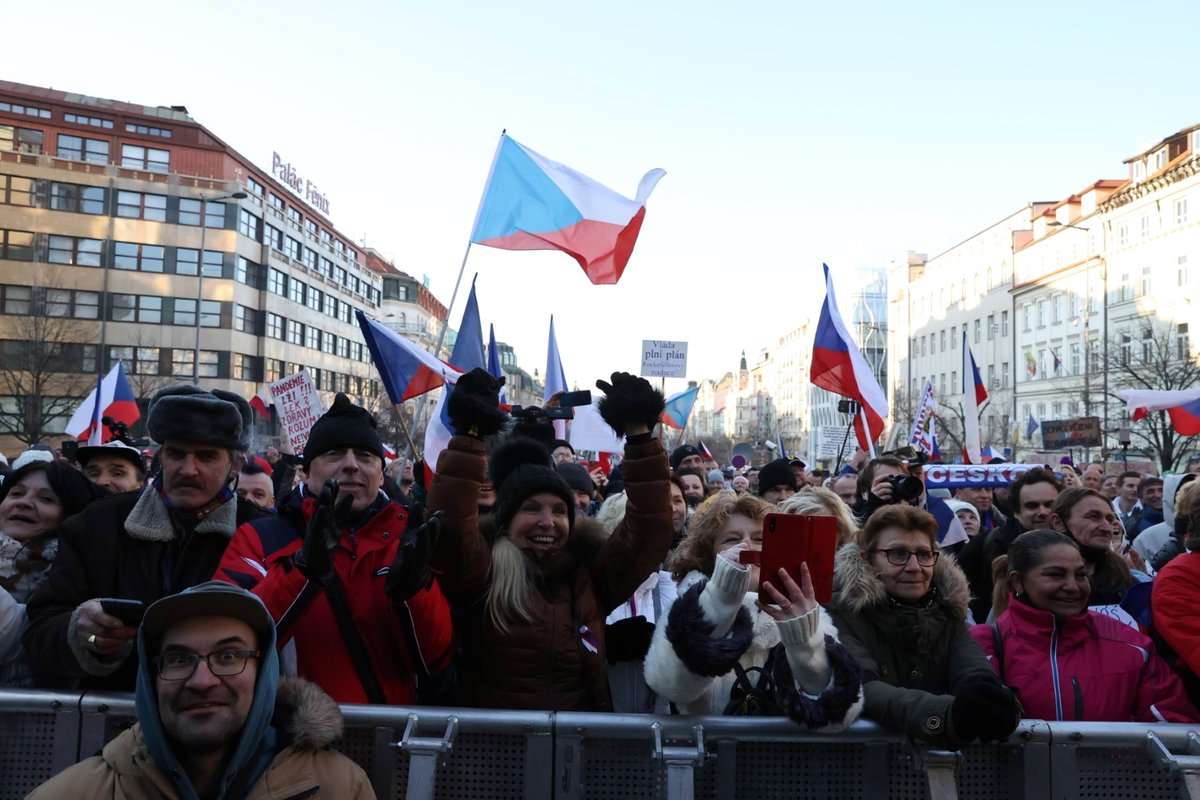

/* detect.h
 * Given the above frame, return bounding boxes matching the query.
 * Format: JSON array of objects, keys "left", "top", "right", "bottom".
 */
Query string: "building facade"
[{"left": 0, "top": 80, "right": 388, "bottom": 452}]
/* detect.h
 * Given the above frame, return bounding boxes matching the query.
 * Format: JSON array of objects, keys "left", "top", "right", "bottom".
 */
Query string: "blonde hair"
[
  {"left": 669, "top": 490, "right": 772, "bottom": 581},
  {"left": 1175, "top": 479, "right": 1200, "bottom": 520},
  {"left": 777, "top": 486, "right": 858, "bottom": 546},
  {"left": 485, "top": 536, "right": 536, "bottom": 634}
]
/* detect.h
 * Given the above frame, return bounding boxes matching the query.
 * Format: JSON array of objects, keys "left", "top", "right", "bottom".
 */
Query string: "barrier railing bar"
[
  {"left": 553, "top": 731, "right": 582, "bottom": 800},
  {"left": 524, "top": 726, "right": 554, "bottom": 800},
  {"left": 391, "top": 713, "right": 457, "bottom": 800},
  {"left": 919, "top": 749, "right": 961, "bottom": 800},
  {"left": 651, "top": 722, "right": 707, "bottom": 800},
  {"left": 370, "top": 725, "right": 397, "bottom": 800},
  {"left": 1146, "top": 731, "right": 1200, "bottom": 800}
]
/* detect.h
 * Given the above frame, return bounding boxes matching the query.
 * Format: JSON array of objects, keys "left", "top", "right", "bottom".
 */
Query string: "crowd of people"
[{"left": 3, "top": 370, "right": 1200, "bottom": 795}]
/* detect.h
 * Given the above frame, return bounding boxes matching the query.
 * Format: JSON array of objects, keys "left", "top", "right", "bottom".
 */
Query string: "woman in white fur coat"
[{"left": 644, "top": 491, "right": 864, "bottom": 727}]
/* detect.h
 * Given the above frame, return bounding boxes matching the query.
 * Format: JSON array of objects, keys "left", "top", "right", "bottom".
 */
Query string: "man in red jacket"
[{"left": 215, "top": 394, "right": 453, "bottom": 705}]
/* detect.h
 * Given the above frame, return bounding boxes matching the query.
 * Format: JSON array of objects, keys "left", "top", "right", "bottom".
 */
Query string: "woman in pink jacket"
[{"left": 971, "top": 529, "right": 1196, "bottom": 723}]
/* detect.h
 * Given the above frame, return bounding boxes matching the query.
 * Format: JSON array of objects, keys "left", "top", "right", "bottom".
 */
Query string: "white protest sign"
[
  {"left": 816, "top": 426, "right": 853, "bottom": 459},
  {"left": 568, "top": 400, "right": 625, "bottom": 454},
  {"left": 640, "top": 339, "right": 688, "bottom": 378},
  {"left": 269, "top": 370, "right": 325, "bottom": 457}
]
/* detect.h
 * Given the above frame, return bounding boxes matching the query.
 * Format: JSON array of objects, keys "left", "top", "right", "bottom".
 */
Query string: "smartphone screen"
[{"left": 759, "top": 514, "right": 838, "bottom": 604}]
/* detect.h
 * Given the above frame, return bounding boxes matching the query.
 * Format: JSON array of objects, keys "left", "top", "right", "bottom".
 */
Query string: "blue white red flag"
[
  {"left": 1120, "top": 388, "right": 1200, "bottom": 436},
  {"left": 1026, "top": 412, "right": 1039, "bottom": 440},
  {"left": 487, "top": 324, "right": 509, "bottom": 406},
  {"left": 810, "top": 264, "right": 888, "bottom": 449},
  {"left": 660, "top": 386, "right": 699, "bottom": 430},
  {"left": 470, "top": 134, "right": 665, "bottom": 285},
  {"left": 697, "top": 440, "right": 714, "bottom": 461},
  {"left": 930, "top": 416, "right": 942, "bottom": 462},
  {"left": 356, "top": 311, "right": 460, "bottom": 403},
  {"left": 962, "top": 331, "right": 988, "bottom": 464},
  {"left": 65, "top": 362, "right": 139, "bottom": 442},
  {"left": 544, "top": 316, "right": 569, "bottom": 439}
]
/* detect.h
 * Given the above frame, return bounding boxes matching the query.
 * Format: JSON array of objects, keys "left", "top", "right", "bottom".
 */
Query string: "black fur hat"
[
  {"left": 147, "top": 384, "right": 253, "bottom": 452},
  {"left": 490, "top": 438, "right": 575, "bottom": 535}
]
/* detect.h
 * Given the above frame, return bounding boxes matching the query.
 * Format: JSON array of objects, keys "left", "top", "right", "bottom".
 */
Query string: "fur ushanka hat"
[
  {"left": 490, "top": 438, "right": 576, "bottom": 536},
  {"left": 147, "top": 384, "right": 253, "bottom": 452}
]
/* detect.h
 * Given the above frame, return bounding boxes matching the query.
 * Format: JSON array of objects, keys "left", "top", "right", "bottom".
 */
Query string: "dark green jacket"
[{"left": 828, "top": 543, "right": 998, "bottom": 748}]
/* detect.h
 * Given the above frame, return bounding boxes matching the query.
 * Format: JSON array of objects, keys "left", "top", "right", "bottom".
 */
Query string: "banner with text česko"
[
  {"left": 922, "top": 462, "right": 1035, "bottom": 489},
  {"left": 269, "top": 370, "right": 325, "bottom": 456}
]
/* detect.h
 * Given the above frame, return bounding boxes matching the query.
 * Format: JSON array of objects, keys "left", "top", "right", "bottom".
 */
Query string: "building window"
[
  {"left": 114, "top": 242, "right": 165, "bottom": 273},
  {"left": 116, "top": 191, "right": 167, "bottom": 221},
  {"left": 246, "top": 176, "right": 264, "bottom": 197},
  {"left": 336, "top": 337, "right": 349, "bottom": 358},
  {"left": 109, "top": 346, "right": 160, "bottom": 375},
  {"left": 0, "top": 101, "right": 51, "bottom": 119},
  {"left": 47, "top": 235, "right": 103, "bottom": 267},
  {"left": 111, "top": 294, "right": 163, "bottom": 324},
  {"left": 74, "top": 291, "right": 100, "bottom": 319},
  {"left": 65, "top": 113, "right": 114, "bottom": 129},
  {"left": 288, "top": 278, "right": 306, "bottom": 305},
  {"left": 234, "top": 305, "right": 260, "bottom": 334},
  {"left": 266, "top": 312, "right": 284, "bottom": 340},
  {"left": 50, "top": 182, "right": 105, "bottom": 214},
  {"left": 302, "top": 247, "right": 317, "bottom": 270},
  {"left": 238, "top": 208, "right": 261, "bottom": 240},
  {"left": 0, "top": 125, "right": 44, "bottom": 154},
  {"left": 1, "top": 285, "right": 30, "bottom": 314},
  {"left": 351, "top": 341, "right": 363, "bottom": 363},
  {"left": 287, "top": 207, "right": 302, "bottom": 227},
  {"left": 0, "top": 229, "right": 35, "bottom": 261},
  {"left": 1179, "top": 324, "right": 1191, "bottom": 359},
  {"left": 174, "top": 249, "right": 222, "bottom": 278},
  {"left": 1070, "top": 343, "right": 1081, "bottom": 375},
  {"left": 0, "top": 175, "right": 34, "bottom": 206},
  {"left": 304, "top": 218, "right": 318, "bottom": 237},
  {"left": 1119, "top": 272, "right": 1133, "bottom": 303},
  {"left": 1140, "top": 214, "right": 1151, "bottom": 239},
  {"left": 232, "top": 353, "right": 261, "bottom": 381},
  {"left": 286, "top": 319, "right": 304, "bottom": 346},
  {"left": 1001, "top": 310, "right": 1009, "bottom": 337},
  {"left": 264, "top": 224, "right": 282, "bottom": 251},
  {"left": 338, "top": 301, "right": 351, "bottom": 324},
  {"left": 236, "top": 257, "right": 264, "bottom": 289},
  {"left": 172, "top": 298, "right": 197, "bottom": 327},
  {"left": 323, "top": 293, "right": 337, "bottom": 317},
  {"left": 1001, "top": 362, "right": 1009, "bottom": 388},
  {"left": 123, "top": 122, "right": 171, "bottom": 138},
  {"left": 56, "top": 134, "right": 109, "bottom": 164},
  {"left": 1120, "top": 333, "right": 1132, "bottom": 366},
  {"left": 986, "top": 314, "right": 995, "bottom": 340},
  {"left": 974, "top": 319, "right": 981, "bottom": 343},
  {"left": 1140, "top": 266, "right": 1152, "bottom": 297},
  {"left": 920, "top": 336, "right": 926, "bottom": 357},
  {"left": 306, "top": 326, "right": 320, "bottom": 350},
  {"left": 1180, "top": 256, "right": 1190, "bottom": 287},
  {"left": 1141, "top": 328, "right": 1155, "bottom": 362},
  {"left": 1035, "top": 300, "right": 1046, "bottom": 327},
  {"left": 267, "top": 268, "right": 287, "bottom": 296},
  {"left": 179, "top": 199, "right": 228, "bottom": 228},
  {"left": 1176, "top": 198, "right": 1189, "bottom": 225},
  {"left": 307, "top": 287, "right": 322, "bottom": 312},
  {"left": 285, "top": 237, "right": 301, "bottom": 261},
  {"left": 1116, "top": 224, "right": 1128, "bottom": 246},
  {"left": 268, "top": 194, "right": 285, "bottom": 212},
  {"left": 120, "top": 144, "right": 170, "bottom": 172},
  {"left": 322, "top": 330, "right": 336, "bottom": 352},
  {"left": 266, "top": 358, "right": 284, "bottom": 382}
]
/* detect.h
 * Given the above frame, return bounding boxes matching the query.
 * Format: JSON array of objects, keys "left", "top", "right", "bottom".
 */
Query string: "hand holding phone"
[
  {"left": 757, "top": 562, "right": 819, "bottom": 622},
  {"left": 754, "top": 513, "right": 837, "bottom": 604},
  {"left": 99, "top": 598, "right": 146, "bottom": 627}
]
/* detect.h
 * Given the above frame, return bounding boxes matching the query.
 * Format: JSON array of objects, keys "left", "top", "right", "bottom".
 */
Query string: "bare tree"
[
  {"left": 113, "top": 328, "right": 175, "bottom": 439},
  {"left": 1103, "top": 323, "right": 1200, "bottom": 472},
  {"left": 0, "top": 272, "right": 96, "bottom": 445}
]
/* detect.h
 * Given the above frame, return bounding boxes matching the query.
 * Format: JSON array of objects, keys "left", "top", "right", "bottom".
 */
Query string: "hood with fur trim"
[{"left": 832, "top": 542, "right": 972, "bottom": 623}]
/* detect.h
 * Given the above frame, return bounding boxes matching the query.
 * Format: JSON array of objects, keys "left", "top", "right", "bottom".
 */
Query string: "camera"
[{"left": 882, "top": 474, "right": 924, "bottom": 504}]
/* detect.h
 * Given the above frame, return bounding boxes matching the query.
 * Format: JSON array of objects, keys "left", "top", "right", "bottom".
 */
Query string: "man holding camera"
[{"left": 853, "top": 456, "right": 967, "bottom": 550}]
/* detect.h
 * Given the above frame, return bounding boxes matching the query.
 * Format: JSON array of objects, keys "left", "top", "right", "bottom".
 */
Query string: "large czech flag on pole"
[
  {"left": 469, "top": 134, "right": 666, "bottom": 285},
  {"left": 810, "top": 264, "right": 889, "bottom": 450},
  {"left": 1119, "top": 388, "right": 1200, "bottom": 436},
  {"left": 356, "top": 311, "right": 461, "bottom": 403}
]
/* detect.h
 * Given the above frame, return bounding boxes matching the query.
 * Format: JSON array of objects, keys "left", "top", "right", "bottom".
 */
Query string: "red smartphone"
[{"left": 753, "top": 513, "right": 838, "bottom": 604}]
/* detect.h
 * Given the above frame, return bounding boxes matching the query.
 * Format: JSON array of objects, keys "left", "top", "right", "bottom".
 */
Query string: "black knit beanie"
[
  {"left": 303, "top": 393, "right": 384, "bottom": 469},
  {"left": 757, "top": 457, "right": 798, "bottom": 496},
  {"left": 557, "top": 462, "right": 594, "bottom": 495},
  {"left": 490, "top": 438, "right": 576, "bottom": 535}
]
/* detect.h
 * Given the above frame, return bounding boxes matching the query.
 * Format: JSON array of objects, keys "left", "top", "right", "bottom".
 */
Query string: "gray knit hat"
[{"left": 147, "top": 384, "right": 253, "bottom": 452}]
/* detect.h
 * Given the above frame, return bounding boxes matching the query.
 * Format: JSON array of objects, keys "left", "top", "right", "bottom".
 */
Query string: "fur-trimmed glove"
[
  {"left": 950, "top": 680, "right": 1021, "bottom": 743},
  {"left": 595, "top": 372, "right": 664, "bottom": 437},
  {"left": 386, "top": 511, "right": 441, "bottom": 601},
  {"left": 294, "top": 479, "right": 352, "bottom": 580},
  {"left": 447, "top": 368, "right": 507, "bottom": 438}
]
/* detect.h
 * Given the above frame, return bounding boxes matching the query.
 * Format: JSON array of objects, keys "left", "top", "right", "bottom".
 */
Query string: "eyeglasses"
[
  {"left": 154, "top": 648, "right": 261, "bottom": 681},
  {"left": 870, "top": 547, "right": 940, "bottom": 567}
]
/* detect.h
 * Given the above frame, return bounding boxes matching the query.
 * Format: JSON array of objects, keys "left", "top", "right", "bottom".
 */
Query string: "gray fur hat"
[{"left": 147, "top": 384, "right": 253, "bottom": 452}]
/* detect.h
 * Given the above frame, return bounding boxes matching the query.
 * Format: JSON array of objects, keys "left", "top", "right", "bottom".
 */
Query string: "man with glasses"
[{"left": 29, "top": 581, "right": 373, "bottom": 798}]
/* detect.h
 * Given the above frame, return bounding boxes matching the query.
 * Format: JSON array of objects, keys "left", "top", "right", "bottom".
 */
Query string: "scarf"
[{"left": 0, "top": 531, "right": 58, "bottom": 600}]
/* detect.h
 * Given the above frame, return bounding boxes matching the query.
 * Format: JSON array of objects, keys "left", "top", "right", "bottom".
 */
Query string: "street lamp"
[{"left": 194, "top": 190, "right": 247, "bottom": 384}]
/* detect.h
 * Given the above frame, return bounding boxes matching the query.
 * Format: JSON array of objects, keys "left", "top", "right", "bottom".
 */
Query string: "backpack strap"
[{"left": 990, "top": 621, "right": 1005, "bottom": 683}]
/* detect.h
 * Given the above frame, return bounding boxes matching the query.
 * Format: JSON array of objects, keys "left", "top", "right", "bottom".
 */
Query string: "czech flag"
[
  {"left": 356, "top": 311, "right": 461, "bottom": 403},
  {"left": 810, "top": 264, "right": 888, "bottom": 450},
  {"left": 697, "top": 440, "right": 715, "bottom": 461},
  {"left": 65, "top": 363, "right": 139, "bottom": 443},
  {"left": 962, "top": 332, "right": 988, "bottom": 464},
  {"left": 250, "top": 386, "right": 273, "bottom": 422},
  {"left": 1120, "top": 388, "right": 1200, "bottom": 436},
  {"left": 470, "top": 134, "right": 666, "bottom": 285},
  {"left": 660, "top": 386, "right": 699, "bottom": 430}
]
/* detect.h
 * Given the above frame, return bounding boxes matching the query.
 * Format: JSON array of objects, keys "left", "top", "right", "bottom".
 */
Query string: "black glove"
[
  {"left": 604, "top": 616, "right": 656, "bottom": 664},
  {"left": 950, "top": 680, "right": 1021, "bottom": 743},
  {"left": 595, "top": 372, "right": 664, "bottom": 437},
  {"left": 294, "top": 479, "right": 352, "bottom": 580},
  {"left": 386, "top": 511, "right": 442, "bottom": 601},
  {"left": 447, "top": 368, "right": 507, "bottom": 438}
]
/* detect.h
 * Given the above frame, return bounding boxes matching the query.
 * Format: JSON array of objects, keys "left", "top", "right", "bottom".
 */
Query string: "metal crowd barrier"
[{"left": 1, "top": 689, "right": 1198, "bottom": 800}]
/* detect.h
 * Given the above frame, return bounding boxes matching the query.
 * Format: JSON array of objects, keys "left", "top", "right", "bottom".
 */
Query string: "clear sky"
[{"left": 6, "top": 0, "right": 1198, "bottom": 393}]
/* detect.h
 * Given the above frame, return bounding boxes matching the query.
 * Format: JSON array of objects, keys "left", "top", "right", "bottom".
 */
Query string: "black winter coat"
[{"left": 23, "top": 488, "right": 267, "bottom": 691}]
